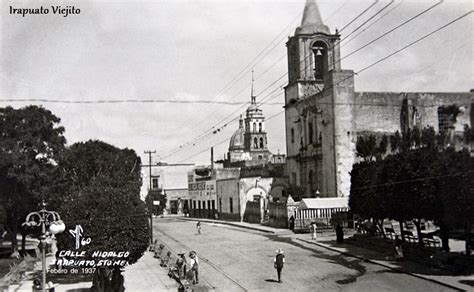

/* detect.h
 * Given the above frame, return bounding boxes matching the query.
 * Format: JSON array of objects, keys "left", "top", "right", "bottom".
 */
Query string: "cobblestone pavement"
[{"left": 151, "top": 217, "right": 458, "bottom": 292}]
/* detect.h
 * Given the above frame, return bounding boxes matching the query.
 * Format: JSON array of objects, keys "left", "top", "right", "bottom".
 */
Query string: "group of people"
[
  {"left": 173, "top": 250, "right": 200, "bottom": 284},
  {"left": 152, "top": 240, "right": 200, "bottom": 286}
]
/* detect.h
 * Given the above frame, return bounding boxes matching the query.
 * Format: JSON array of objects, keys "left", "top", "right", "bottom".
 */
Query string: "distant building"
[
  {"left": 142, "top": 162, "right": 195, "bottom": 214},
  {"left": 284, "top": 0, "right": 473, "bottom": 199},
  {"left": 225, "top": 74, "right": 286, "bottom": 167},
  {"left": 188, "top": 83, "right": 288, "bottom": 222}
]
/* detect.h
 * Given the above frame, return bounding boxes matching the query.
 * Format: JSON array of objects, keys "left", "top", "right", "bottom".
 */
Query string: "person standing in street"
[
  {"left": 336, "top": 223, "right": 344, "bottom": 244},
  {"left": 274, "top": 248, "right": 285, "bottom": 283},
  {"left": 289, "top": 216, "right": 295, "bottom": 232},
  {"left": 310, "top": 222, "right": 317, "bottom": 240},
  {"left": 189, "top": 251, "right": 199, "bottom": 284},
  {"left": 394, "top": 235, "right": 404, "bottom": 260},
  {"left": 196, "top": 221, "right": 202, "bottom": 234},
  {"left": 175, "top": 251, "right": 187, "bottom": 280}
]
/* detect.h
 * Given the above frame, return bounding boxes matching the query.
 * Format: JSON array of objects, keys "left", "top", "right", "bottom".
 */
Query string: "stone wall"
[
  {"left": 354, "top": 92, "right": 472, "bottom": 133},
  {"left": 216, "top": 179, "right": 240, "bottom": 217},
  {"left": 243, "top": 201, "right": 261, "bottom": 224},
  {"left": 331, "top": 70, "right": 356, "bottom": 198},
  {"left": 267, "top": 202, "right": 288, "bottom": 228}
]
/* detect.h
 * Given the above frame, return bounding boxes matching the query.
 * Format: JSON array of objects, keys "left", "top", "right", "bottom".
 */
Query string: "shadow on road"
[
  {"left": 458, "top": 280, "right": 474, "bottom": 287},
  {"left": 321, "top": 237, "right": 474, "bottom": 278},
  {"left": 264, "top": 279, "right": 279, "bottom": 283},
  {"left": 264, "top": 234, "right": 367, "bottom": 285}
]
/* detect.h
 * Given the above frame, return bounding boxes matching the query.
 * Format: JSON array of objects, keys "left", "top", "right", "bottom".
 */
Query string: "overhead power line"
[
  {"left": 341, "top": 0, "right": 405, "bottom": 48},
  {"left": 339, "top": 0, "right": 395, "bottom": 43},
  {"left": 338, "top": 0, "right": 379, "bottom": 33},
  {"left": 0, "top": 98, "right": 273, "bottom": 105},
  {"left": 168, "top": 1, "right": 379, "bottom": 152},
  {"left": 339, "top": 0, "right": 444, "bottom": 62},
  {"left": 173, "top": 10, "right": 473, "bottom": 163},
  {"left": 163, "top": 7, "right": 472, "bottom": 162}
]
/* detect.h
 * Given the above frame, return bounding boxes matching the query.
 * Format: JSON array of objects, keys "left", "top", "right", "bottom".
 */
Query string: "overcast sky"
[{"left": 1, "top": 0, "right": 473, "bottom": 167}]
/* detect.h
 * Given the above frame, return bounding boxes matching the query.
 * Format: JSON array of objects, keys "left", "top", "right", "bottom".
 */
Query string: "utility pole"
[{"left": 144, "top": 150, "right": 156, "bottom": 246}]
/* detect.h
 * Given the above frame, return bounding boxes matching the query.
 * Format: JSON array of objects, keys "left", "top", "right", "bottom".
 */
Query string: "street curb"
[
  {"left": 174, "top": 217, "right": 276, "bottom": 234},
  {"left": 295, "top": 238, "right": 466, "bottom": 292}
]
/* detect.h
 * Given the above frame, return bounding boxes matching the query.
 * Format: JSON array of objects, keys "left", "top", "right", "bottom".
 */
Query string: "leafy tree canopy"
[
  {"left": 56, "top": 140, "right": 149, "bottom": 265},
  {"left": 0, "top": 106, "right": 66, "bottom": 249}
]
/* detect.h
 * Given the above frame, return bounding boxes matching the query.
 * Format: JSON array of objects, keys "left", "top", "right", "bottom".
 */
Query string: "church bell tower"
[
  {"left": 284, "top": 0, "right": 354, "bottom": 198},
  {"left": 285, "top": 0, "right": 341, "bottom": 101}
]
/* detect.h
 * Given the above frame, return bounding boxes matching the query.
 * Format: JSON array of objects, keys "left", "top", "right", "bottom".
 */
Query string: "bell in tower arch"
[{"left": 312, "top": 41, "right": 328, "bottom": 81}]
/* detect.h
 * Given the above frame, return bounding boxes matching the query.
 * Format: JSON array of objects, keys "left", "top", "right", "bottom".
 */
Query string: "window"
[
  {"left": 259, "top": 122, "right": 262, "bottom": 133},
  {"left": 212, "top": 200, "right": 215, "bottom": 210},
  {"left": 309, "top": 170, "right": 314, "bottom": 196},
  {"left": 229, "top": 197, "right": 233, "bottom": 213},
  {"left": 219, "top": 198, "right": 222, "bottom": 212},
  {"left": 151, "top": 177, "right": 159, "bottom": 189},
  {"left": 308, "top": 122, "right": 313, "bottom": 144},
  {"left": 254, "top": 137, "right": 258, "bottom": 148},
  {"left": 259, "top": 137, "right": 264, "bottom": 148},
  {"left": 438, "top": 107, "right": 453, "bottom": 134},
  {"left": 258, "top": 155, "right": 263, "bottom": 160},
  {"left": 291, "top": 128, "right": 295, "bottom": 143},
  {"left": 203, "top": 201, "right": 206, "bottom": 209},
  {"left": 198, "top": 201, "right": 201, "bottom": 210},
  {"left": 253, "top": 123, "right": 256, "bottom": 132}
]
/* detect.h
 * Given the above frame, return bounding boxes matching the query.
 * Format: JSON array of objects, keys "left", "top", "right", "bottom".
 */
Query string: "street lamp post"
[{"left": 22, "top": 201, "right": 65, "bottom": 292}]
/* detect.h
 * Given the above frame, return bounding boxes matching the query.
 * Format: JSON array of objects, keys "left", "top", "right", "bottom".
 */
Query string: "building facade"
[
  {"left": 188, "top": 86, "right": 289, "bottom": 221},
  {"left": 285, "top": 0, "right": 473, "bottom": 199},
  {"left": 226, "top": 77, "right": 279, "bottom": 167},
  {"left": 141, "top": 162, "right": 195, "bottom": 214}
]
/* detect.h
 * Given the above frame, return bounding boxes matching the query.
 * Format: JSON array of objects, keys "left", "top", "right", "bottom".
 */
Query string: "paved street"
[{"left": 152, "top": 218, "right": 455, "bottom": 292}]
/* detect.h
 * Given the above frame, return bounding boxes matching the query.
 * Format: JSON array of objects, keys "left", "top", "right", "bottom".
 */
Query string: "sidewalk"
[
  {"left": 123, "top": 251, "right": 178, "bottom": 292},
  {"left": 177, "top": 217, "right": 474, "bottom": 292},
  {"left": 8, "top": 251, "right": 177, "bottom": 292}
]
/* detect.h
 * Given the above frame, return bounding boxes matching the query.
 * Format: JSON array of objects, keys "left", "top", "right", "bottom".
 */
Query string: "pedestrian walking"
[
  {"left": 189, "top": 251, "right": 199, "bottom": 284},
  {"left": 394, "top": 235, "right": 404, "bottom": 260},
  {"left": 196, "top": 221, "right": 202, "bottom": 234},
  {"left": 336, "top": 223, "right": 344, "bottom": 244},
  {"left": 310, "top": 222, "right": 317, "bottom": 240},
  {"left": 289, "top": 216, "right": 295, "bottom": 232},
  {"left": 273, "top": 248, "right": 285, "bottom": 283}
]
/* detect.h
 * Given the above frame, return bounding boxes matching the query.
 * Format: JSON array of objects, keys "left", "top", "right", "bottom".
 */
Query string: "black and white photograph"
[{"left": 1, "top": 0, "right": 473, "bottom": 291}]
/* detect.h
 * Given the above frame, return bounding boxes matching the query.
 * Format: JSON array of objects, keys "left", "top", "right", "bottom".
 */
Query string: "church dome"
[
  {"left": 229, "top": 127, "right": 245, "bottom": 150},
  {"left": 247, "top": 103, "right": 259, "bottom": 112}
]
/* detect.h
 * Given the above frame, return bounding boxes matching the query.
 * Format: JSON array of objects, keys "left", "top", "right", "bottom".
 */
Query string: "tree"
[
  {"left": 55, "top": 140, "right": 149, "bottom": 287},
  {"left": 286, "top": 184, "right": 306, "bottom": 201},
  {"left": 145, "top": 190, "right": 167, "bottom": 216},
  {"left": 0, "top": 106, "right": 66, "bottom": 253},
  {"left": 464, "top": 125, "right": 473, "bottom": 151},
  {"left": 377, "top": 134, "right": 389, "bottom": 160},
  {"left": 349, "top": 160, "right": 386, "bottom": 234},
  {"left": 355, "top": 135, "right": 377, "bottom": 162},
  {"left": 390, "top": 131, "right": 402, "bottom": 153}
]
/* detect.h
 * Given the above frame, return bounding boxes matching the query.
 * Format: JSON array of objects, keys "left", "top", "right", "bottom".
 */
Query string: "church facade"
[{"left": 285, "top": 0, "right": 473, "bottom": 199}]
